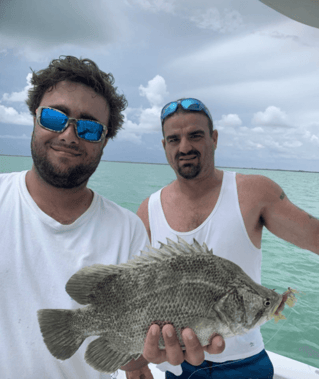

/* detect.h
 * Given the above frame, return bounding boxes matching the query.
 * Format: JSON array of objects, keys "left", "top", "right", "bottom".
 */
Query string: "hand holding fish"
[
  {"left": 143, "top": 324, "right": 225, "bottom": 367},
  {"left": 123, "top": 324, "right": 225, "bottom": 379}
]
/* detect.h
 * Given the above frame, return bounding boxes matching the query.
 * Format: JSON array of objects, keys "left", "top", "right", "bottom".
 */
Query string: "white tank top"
[{"left": 148, "top": 170, "right": 265, "bottom": 364}]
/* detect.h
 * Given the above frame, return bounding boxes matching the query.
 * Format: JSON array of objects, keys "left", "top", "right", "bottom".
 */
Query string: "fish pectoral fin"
[
  {"left": 85, "top": 337, "right": 140, "bottom": 373},
  {"left": 65, "top": 264, "right": 120, "bottom": 305}
]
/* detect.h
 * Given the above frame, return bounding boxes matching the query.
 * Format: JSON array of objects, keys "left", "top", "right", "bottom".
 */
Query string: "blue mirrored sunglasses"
[
  {"left": 161, "top": 98, "right": 212, "bottom": 124},
  {"left": 36, "top": 107, "right": 108, "bottom": 142}
]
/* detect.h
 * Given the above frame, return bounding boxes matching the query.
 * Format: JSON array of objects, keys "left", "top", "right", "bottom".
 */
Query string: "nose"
[
  {"left": 179, "top": 136, "right": 193, "bottom": 154},
  {"left": 59, "top": 119, "right": 79, "bottom": 144}
]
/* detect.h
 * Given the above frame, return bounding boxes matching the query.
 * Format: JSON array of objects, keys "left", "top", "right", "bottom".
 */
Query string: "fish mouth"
[
  {"left": 273, "top": 292, "right": 289, "bottom": 316},
  {"left": 270, "top": 288, "right": 301, "bottom": 322},
  {"left": 274, "top": 297, "right": 284, "bottom": 316}
]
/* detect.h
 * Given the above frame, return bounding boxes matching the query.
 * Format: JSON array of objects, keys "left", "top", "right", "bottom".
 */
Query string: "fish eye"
[{"left": 264, "top": 299, "right": 271, "bottom": 307}]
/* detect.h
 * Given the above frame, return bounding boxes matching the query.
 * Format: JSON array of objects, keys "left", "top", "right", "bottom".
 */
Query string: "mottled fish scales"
[{"left": 37, "top": 237, "right": 299, "bottom": 373}]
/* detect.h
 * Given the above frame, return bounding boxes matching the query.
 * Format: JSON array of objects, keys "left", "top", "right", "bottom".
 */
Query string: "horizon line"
[{"left": 0, "top": 154, "right": 318, "bottom": 173}]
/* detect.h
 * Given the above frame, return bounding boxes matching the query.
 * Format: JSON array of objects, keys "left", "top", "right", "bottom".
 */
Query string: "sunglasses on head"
[
  {"left": 36, "top": 106, "right": 108, "bottom": 143},
  {"left": 161, "top": 98, "right": 213, "bottom": 124}
]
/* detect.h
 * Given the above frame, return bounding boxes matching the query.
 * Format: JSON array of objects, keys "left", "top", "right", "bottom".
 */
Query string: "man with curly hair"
[
  {"left": 0, "top": 56, "right": 224, "bottom": 378},
  {"left": 0, "top": 56, "right": 146, "bottom": 378}
]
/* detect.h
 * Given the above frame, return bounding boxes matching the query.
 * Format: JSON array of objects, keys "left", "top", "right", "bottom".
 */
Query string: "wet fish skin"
[{"left": 37, "top": 237, "right": 284, "bottom": 373}]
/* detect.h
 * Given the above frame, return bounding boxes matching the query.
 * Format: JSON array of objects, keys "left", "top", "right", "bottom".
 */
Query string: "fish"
[{"left": 37, "top": 237, "right": 300, "bottom": 373}]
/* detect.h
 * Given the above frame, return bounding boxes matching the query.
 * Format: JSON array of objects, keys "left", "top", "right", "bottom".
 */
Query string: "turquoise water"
[{"left": 1, "top": 156, "right": 318, "bottom": 369}]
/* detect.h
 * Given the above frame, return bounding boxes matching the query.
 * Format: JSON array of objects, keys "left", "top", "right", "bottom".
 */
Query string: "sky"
[{"left": 1, "top": 0, "right": 319, "bottom": 171}]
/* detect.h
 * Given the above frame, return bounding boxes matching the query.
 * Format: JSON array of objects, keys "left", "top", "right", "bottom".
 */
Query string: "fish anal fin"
[{"left": 85, "top": 337, "right": 140, "bottom": 373}]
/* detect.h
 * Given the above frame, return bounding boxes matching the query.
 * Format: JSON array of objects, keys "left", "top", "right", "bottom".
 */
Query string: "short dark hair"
[
  {"left": 26, "top": 55, "right": 127, "bottom": 139},
  {"left": 162, "top": 105, "right": 214, "bottom": 137}
]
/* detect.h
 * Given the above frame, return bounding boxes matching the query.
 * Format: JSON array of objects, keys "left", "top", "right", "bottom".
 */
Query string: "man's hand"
[
  {"left": 122, "top": 324, "right": 225, "bottom": 379},
  {"left": 125, "top": 365, "right": 153, "bottom": 379},
  {"left": 143, "top": 324, "right": 225, "bottom": 367}
]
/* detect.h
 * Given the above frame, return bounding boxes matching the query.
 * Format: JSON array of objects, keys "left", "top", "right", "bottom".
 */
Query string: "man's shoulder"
[
  {"left": 0, "top": 171, "right": 23, "bottom": 187},
  {"left": 236, "top": 172, "right": 283, "bottom": 202},
  {"left": 0, "top": 170, "right": 21, "bottom": 178},
  {"left": 236, "top": 172, "right": 276, "bottom": 186},
  {"left": 136, "top": 196, "right": 150, "bottom": 226},
  {"left": 137, "top": 182, "right": 171, "bottom": 219},
  {"left": 137, "top": 181, "right": 172, "bottom": 214}
]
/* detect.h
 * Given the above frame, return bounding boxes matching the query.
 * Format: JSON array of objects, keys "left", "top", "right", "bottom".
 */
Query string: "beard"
[
  {"left": 176, "top": 150, "right": 201, "bottom": 179},
  {"left": 177, "top": 161, "right": 201, "bottom": 179},
  {"left": 31, "top": 135, "right": 103, "bottom": 189}
]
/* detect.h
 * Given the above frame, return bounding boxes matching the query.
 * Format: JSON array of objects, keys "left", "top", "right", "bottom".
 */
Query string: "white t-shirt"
[{"left": 0, "top": 171, "right": 150, "bottom": 379}]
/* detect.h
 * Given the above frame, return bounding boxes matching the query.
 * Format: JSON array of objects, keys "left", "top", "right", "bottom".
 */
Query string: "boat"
[
  {"left": 259, "top": 0, "right": 319, "bottom": 29},
  {"left": 267, "top": 350, "right": 319, "bottom": 379},
  {"left": 116, "top": 350, "right": 319, "bottom": 379}
]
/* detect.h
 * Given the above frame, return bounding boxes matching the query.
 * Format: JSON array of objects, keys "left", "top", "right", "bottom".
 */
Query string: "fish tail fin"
[{"left": 37, "top": 309, "right": 85, "bottom": 360}]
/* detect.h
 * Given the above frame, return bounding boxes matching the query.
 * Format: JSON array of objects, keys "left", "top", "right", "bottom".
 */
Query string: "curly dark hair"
[{"left": 26, "top": 56, "right": 127, "bottom": 139}]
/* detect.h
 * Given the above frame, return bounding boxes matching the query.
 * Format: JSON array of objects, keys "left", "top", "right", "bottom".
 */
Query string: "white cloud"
[
  {"left": 0, "top": 104, "right": 33, "bottom": 125},
  {"left": 310, "top": 135, "right": 319, "bottom": 145},
  {"left": 125, "top": 0, "right": 175, "bottom": 13},
  {"left": 116, "top": 121, "right": 143, "bottom": 144},
  {"left": 139, "top": 106, "right": 162, "bottom": 131},
  {"left": 252, "top": 127, "right": 264, "bottom": 133},
  {"left": 166, "top": 21, "right": 319, "bottom": 114},
  {"left": 251, "top": 106, "right": 289, "bottom": 127},
  {"left": 0, "top": 0, "right": 129, "bottom": 58},
  {"left": 263, "top": 139, "right": 289, "bottom": 153},
  {"left": 217, "top": 114, "right": 242, "bottom": 127},
  {"left": 139, "top": 75, "right": 169, "bottom": 106},
  {"left": 119, "top": 106, "right": 161, "bottom": 142},
  {"left": 2, "top": 73, "right": 32, "bottom": 102},
  {"left": 121, "top": 107, "right": 160, "bottom": 135},
  {"left": 117, "top": 75, "right": 169, "bottom": 143},
  {"left": 245, "top": 140, "right": 265, "bottom": 149},
  {"left": 189, "top": 7, "right": 243, "bottom": 32},
  {"left": 126, "top": 0, "right": 245, "bottom": 33},
  {"left": 282, "top": 140, "right": 303, "bottom": 147},
  {"left": 216, "top": 111, "right": 314, "bottom": 164}
]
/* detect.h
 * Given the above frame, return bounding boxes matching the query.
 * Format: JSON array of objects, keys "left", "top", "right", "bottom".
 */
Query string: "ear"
[
  {"left": 34, "top": 107, "right": 38, "bottom": 123},
  {"left": 212, "top": 129, "right": 218, "bottom": 149},
  {"left": 103, "top": 137, "right": 108, "bottom": 148},
  {"left": 162, "top": 138, "right": 166, "bottom": 149}
]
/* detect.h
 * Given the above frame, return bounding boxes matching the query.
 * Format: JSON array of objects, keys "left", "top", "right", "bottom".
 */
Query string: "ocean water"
[{"left": 1, "top": 155, "right": 319, "bottom": 369}]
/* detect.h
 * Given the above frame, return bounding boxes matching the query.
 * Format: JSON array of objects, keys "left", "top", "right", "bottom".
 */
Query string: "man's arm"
[{"left": 257, "top": 176, "right": 319, "bottom": 255}]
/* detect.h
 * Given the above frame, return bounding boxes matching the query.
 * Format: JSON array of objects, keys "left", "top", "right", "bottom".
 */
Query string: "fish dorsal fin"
[
  {"left": 65, "top": 238, "right": 213, "bottom": 305},
  {"left": 65, "top": 264, "right": 125, "bottom": 305},
  {"left": 132, "top": 237, "right": 213, "bottom": 264}
]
